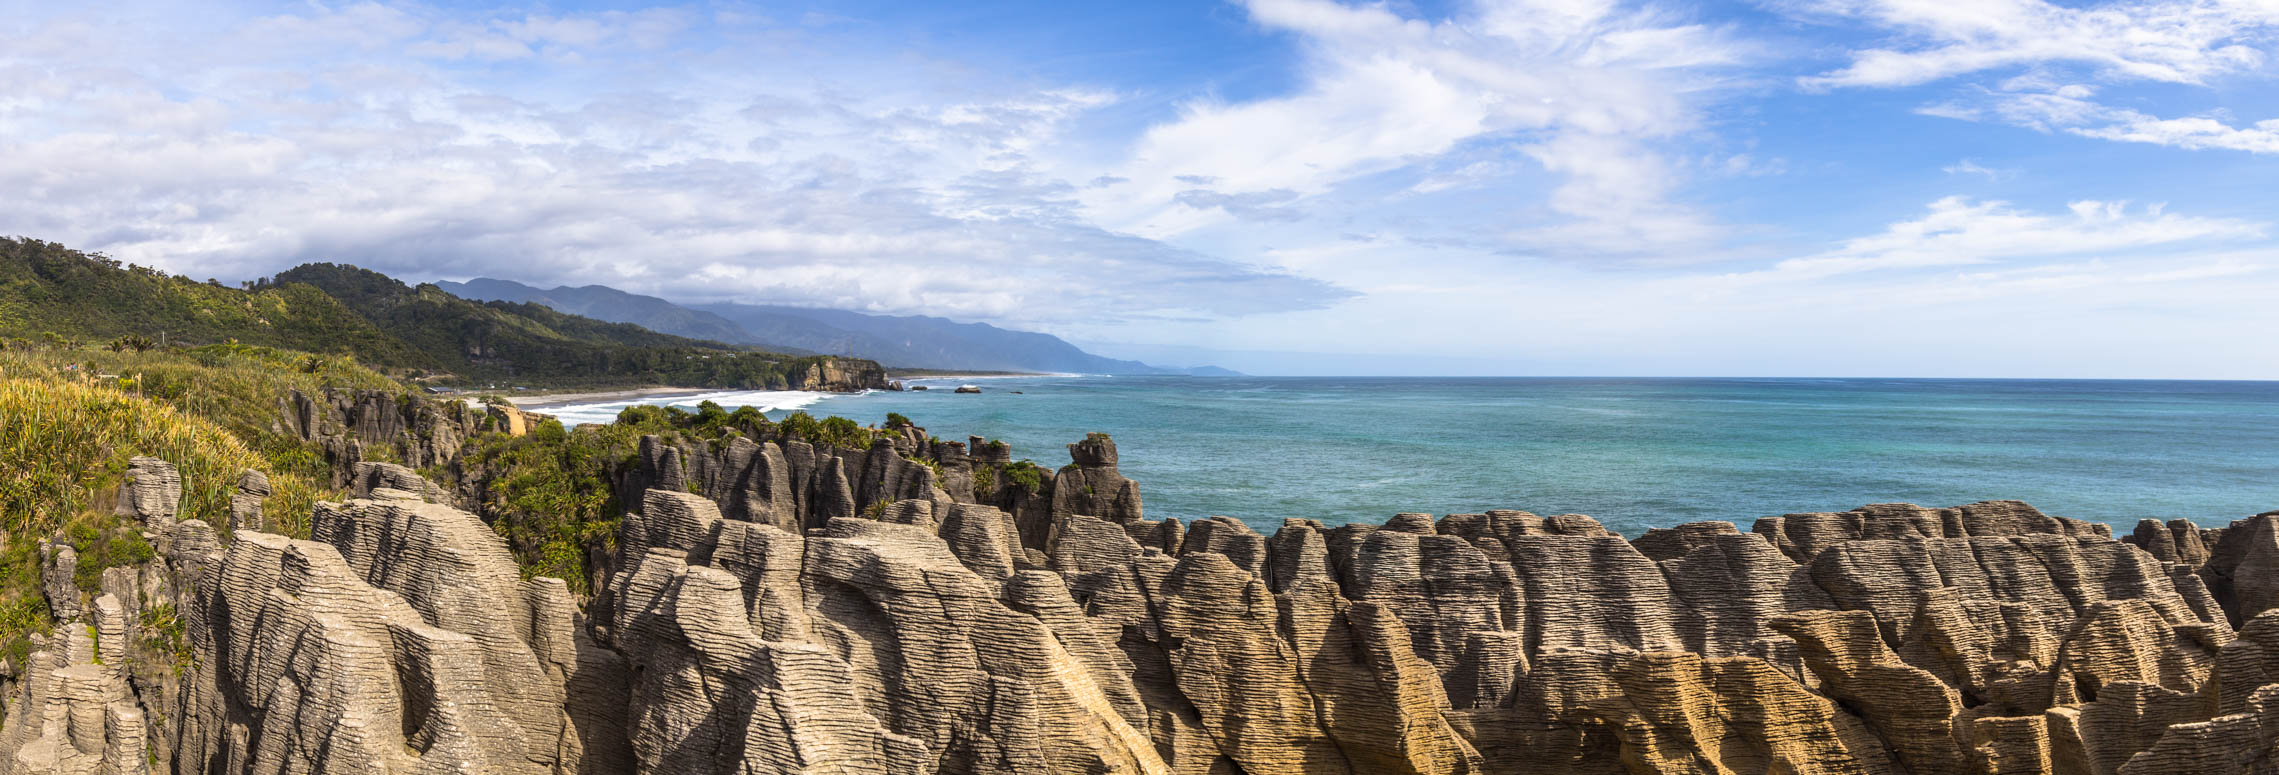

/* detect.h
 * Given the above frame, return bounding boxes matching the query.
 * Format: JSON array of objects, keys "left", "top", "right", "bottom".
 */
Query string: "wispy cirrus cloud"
[
  {"left": 1796, "top": 0, "right": 2279, "bottom": 89},
  {"left": 1925, "top": 89, "right": 2279, "bottom": 154},
  {"left": 1803, "top": 0, "right": 2279, "bottom": 155},
  {"left": 1739, "top": 195, "right": 2264, "bottom": 280}
]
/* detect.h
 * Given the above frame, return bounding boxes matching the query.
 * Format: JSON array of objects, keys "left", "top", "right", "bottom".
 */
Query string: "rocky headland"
[{"left": 6, "top": 390, "right": 2279, "bottom": 774}]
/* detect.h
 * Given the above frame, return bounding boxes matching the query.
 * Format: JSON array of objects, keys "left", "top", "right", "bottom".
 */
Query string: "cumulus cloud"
[{"left": 0, "top": 2, "right": 1348, "bottom": 329}]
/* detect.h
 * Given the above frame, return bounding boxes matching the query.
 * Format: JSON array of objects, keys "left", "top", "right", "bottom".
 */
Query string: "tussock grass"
[{"left": 0, "top": 342, "right": 400, "bottom": 665}]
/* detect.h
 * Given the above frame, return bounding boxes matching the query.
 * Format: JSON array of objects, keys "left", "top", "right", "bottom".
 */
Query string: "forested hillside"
[{"left": 0, "top": 239, "right": 887, "bottom": 391}]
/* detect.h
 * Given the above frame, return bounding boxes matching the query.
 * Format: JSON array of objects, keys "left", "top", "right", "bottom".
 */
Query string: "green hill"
[
  {"left": 0, "top": 239, "right": 888, "bottom": 391},
  {"left": 269, "top": 263, "right": 886, "bottom": 390},
  {"left": 0, "top": 238, "right": 433, "bottom": 369}
]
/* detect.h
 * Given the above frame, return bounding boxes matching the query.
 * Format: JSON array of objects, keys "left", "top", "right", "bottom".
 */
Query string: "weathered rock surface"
[
  {"left": 0, "top": 596, "right": 147, "bottom": 775},
  {"left": 1052, "top": 433, "right": 1143, "bottom": 523},
  {"left": 280, "top": 388, "right": 487, "bottom": 491},
  {"left": 170, "top": 488, "right": 628, "bottom": 775},
  {"left": 37, "top": 431, "right": 2279, "bottom": 775}
]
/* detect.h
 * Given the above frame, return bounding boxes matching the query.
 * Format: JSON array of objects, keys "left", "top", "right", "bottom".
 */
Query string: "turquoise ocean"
[{"left": 540, "top": 376, "right": 2279, "bottom": 536}]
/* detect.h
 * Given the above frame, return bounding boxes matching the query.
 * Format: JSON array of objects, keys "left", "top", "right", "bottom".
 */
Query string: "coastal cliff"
[{"left": 7, "top": 398, "right": 2279, "bottom": 774}]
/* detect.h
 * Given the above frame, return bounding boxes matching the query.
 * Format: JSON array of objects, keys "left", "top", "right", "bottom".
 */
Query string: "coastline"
[
  {"left": 510, "top": 385, "right": 718, "bottom": 410},
  {"left": 516, "top": 372, "right": 1071, "bottom": 411}
]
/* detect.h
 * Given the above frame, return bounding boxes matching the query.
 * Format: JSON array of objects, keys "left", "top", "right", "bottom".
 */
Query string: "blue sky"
[{"left": 5, "top": 0, "right": 2279, "bottom": 377}]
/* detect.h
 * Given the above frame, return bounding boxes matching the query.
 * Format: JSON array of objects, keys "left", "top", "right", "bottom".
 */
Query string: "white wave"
[
  {"left": 542, "top": 389, "right": 839, "bottom": 426},
  {"left": 903, "top": 373, "right": 1083, "bottom": 383}
]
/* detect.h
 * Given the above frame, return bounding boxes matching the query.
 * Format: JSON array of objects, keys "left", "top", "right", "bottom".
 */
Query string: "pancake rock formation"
[{"left": 15, "top": 426, "right": 2279, "bottom": 774}]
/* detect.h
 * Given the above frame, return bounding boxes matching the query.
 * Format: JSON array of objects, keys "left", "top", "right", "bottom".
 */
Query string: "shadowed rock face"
[{"left": 23, "top": 435, "right": 2279, "bottom": 775}]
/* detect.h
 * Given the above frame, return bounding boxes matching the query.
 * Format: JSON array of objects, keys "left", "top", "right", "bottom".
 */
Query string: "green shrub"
[
  {"left": 1002, "top": 461, "right": 1048, "bottom": 495},
  {"left": 64, "top": 512, "right": 155, "bottom": 592},
  {"left": 138, "top": 603, "right": 190, "bottom": 671},
  {"left": 465, "top": 422, "right": 637, "bottom": 595},
  {"left": 973, "top": 464, "right": 997, "bottom": 497}
]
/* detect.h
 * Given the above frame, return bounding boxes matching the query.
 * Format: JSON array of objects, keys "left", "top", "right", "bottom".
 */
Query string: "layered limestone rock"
[
  {"left": 226, "top": 469, "right": 269, "bottom": 532},
  {"left": 0, "top": 598, "right": 148, "bottom": 775},
  {"left": 278, "top": 388, "right": 491, "bottom": 493},
  {"left": 2201, "top": 512, "right": 2279, "bottom": 626},
  {"left": 113, "top": 457, "right": 181, "bottom": 531},
  {"left": 62, "top": 430, "right": 2279, "bottom": 775},
  {"left": 173, "top": 488, "right": 627, "bottom": 774},
  {"left": 1753, "top": 500, "right": 2110, "bottom": 562},
  {"left": 3, "top": 460, "right": 199, "bottom": 775},
  {"left": 603, "top": 489, "right": 1161, "bottom": 774},
  {"left": 617, "top": 430, "right": 951, "bottom": 534},
  {"left": 1052, "top": 433, "right": 1142, "bottom": 523}
]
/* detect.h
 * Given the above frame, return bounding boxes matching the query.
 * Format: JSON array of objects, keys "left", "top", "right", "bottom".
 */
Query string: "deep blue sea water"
[{"left": 541, "top": 376, "right": 2279, "bottom": 536}]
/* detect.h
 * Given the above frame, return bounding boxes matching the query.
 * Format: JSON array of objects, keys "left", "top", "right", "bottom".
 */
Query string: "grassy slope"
[
  {"left": 0, "top": 238, "right": 434, "bottom": 370},
  {"left": 0, "top": 342, "right": 406, "bottom": 666}
]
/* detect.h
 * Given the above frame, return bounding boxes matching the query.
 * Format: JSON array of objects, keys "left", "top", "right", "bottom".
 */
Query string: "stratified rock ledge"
[{"left": 11, "top": 431, "right": 2279, "bottom": 775}]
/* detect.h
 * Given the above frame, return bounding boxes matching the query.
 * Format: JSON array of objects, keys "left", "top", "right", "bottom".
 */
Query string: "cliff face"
[
  {"left": 12, "top": 419, "right": 2279, "bottom": 774},
  {"left": 799, "top": 356, "right": 892, "bottom": 392}
]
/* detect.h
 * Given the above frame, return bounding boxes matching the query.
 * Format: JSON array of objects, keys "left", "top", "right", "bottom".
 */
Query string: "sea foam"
[{"left": 543, "top": 389, "right": 835, "bottom": 426}]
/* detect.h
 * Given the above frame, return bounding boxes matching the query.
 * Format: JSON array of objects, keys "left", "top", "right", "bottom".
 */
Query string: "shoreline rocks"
[{"left": 16, "top": 416, "right": 2279, "bottom": 774}]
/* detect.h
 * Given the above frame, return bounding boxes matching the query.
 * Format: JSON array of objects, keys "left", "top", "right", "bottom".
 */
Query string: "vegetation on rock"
[{"left": 0, "top": 342, "right": 389, "bottom": 668}]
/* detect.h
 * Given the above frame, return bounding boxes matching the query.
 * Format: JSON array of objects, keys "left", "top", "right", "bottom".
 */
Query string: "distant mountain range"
[{"left": 437, "top": 278, "right": 1239, "bottom": 375}]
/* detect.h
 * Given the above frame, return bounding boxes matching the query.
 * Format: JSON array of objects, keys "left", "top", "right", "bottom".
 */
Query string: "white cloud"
[
  {"left": 1929, "top": 88, "right": 2279, "bottom": 154},
  {"left": 2069, "top": 111, "right": 2279, "bottom": 153},
  {"left": 0, "top": 2, "right": 1347, "bottom": 329},
  {"left": 1941, "top": 159, "right": 2011, "bottom": 179},
  {"left": 1798, "top": 0, "right": 2279, "bottom": 89},
  {"left": 1809, "top": 0, "right": 2279, "bottom": 154},
  {"left": 1085, "top": 0, "right": 1753, "bottom": 257},
  {"left": 1743, "top": 195, "right": 2263, "bottom": 279}
]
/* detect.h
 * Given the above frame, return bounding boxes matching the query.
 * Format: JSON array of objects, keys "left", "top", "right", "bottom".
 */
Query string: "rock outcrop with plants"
[{"left": 9, "top": 356, "right": 2279, "bottom": 774}]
